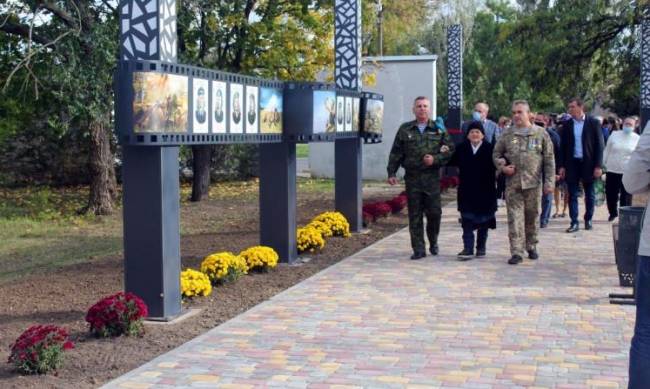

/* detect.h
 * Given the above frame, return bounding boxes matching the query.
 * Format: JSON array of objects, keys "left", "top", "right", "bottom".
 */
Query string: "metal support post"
[
  {"left": 334, "top": 0, "right": 363, "bottom": 232},
  {"left": 259, "top": 142, "right": 298, "bottom": 263},
  {"left": 122, "top": 147, "right": 181, "bottom": 319},
  {"left": 119, "top": 0, "right": 181, "bottom": 319}
]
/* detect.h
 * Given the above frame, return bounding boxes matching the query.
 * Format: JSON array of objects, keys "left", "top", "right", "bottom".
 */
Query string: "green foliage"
[
  {"left": 428, "top": 0, "right": 644, "bottom": 119},
  {"left": 362, "top": 0, "right": 432, "bottom": 56}
]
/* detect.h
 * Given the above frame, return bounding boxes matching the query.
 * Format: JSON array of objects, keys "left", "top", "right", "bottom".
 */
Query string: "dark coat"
[
  {"left": 558, "top": 116, "right": 604, "bottom": 183},
  {"left": 546, "top": 127, "right": 561, "bottom": 175},
  {"left": 449, "top": 141, "right": 497, "bottom": 214}
]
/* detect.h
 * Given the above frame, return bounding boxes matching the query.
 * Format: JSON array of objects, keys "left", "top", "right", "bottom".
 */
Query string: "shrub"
[
  {"left": 8, "top": 325, "right": 74, "bottom": 374},
  {"left": 362, "top": 202, "right": 392, "bottom": 220},
  {"left": 180, "top": 269, "right": 212, "bottom": 298},
  {"left": 200, "top": 252, "right": 248, "bottom": 284},
  {"left": 297, "top": 225, "right": 326, "bottom": 253},
  {"left": 85, "top": 292, "right": 148, "bottom": 337},
  {"left": 239, "top": 246, "right": 279, "bottom": 271},
  {"left": 387, "top": 194, "right": 408, "bottom": 213},
  {"left": 307, "top": 220, "right": 333, "bottom": 238},
  {"left": 311, "top": 211, "right": 351, "bottom": 237}
]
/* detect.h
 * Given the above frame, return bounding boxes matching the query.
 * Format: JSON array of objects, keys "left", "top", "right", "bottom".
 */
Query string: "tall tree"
[
  {"left": 1, "top": 1, "right": 118, "bottom": 214},
  {"left": 179, "top": 0, "right": 335, "bottom": 201}
]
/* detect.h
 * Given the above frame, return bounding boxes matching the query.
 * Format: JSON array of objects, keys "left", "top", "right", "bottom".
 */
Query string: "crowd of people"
[
  {"left": 386, "top": 96, "right": 641, "bottom": 265},
  {"left": 386, "top": 96, "right": 650, "bottom": 387}
]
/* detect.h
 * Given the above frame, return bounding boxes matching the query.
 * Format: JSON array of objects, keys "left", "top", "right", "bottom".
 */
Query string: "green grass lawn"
[
  {"left": 0, "top": 178, "right": 337, "bottom": 282},
  {"left": 296, "top": 144, "right": 309, "bottom": 158}
]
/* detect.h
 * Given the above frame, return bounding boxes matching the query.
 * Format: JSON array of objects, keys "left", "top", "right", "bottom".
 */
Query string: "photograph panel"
[
  {"left": 336, "top": 96, "right": 345, "bottom": 132},
  {"left": 192, "top": 78, "right": 209, "bottom": 134},
  {"left": 313, "top": 91, "right": 336, "bottom": 134},
  {"left": 344, "top": 97, "right": 352, "bottom": 132},
  {"left": 229, "top": 83, "right": 244, "bottom": 134},
  {"left": 133, "top": 72, "right": 188, "bottom": 133},
  {"left": 212, "top": 80, "right": 227, "bottom": 133},
  {"left": 260, "top": 87, "right": 283, "bottom": 134},
  {"left": 364, "top": 99, "right": 384, "bottom": 135},
  {"left": 245, "top": 86, "right": 259, "bottom": 134},
  {"left": 352, "top": 97, "right": 360, "bottom": 132}
]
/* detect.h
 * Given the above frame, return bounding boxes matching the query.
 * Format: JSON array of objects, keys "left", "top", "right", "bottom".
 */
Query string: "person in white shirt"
[
  {"left": 604, "top": 117, "right": 640, "bottom": 221},
  {"left": 622, "top": 120, "right": 650, "bottom": 389}
]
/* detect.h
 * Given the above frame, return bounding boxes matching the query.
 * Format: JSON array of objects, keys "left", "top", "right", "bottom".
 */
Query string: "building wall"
[{"left": 309, "top": 55, "right": 437, "bottom": 180}]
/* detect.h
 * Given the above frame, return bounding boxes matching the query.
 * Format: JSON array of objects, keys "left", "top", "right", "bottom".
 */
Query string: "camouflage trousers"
[
  {"left": 505, "top": 185, "right": 542, "bottom": 257},
  {"left": 406, "top": 181, "right": 442, "bottom": 253}
]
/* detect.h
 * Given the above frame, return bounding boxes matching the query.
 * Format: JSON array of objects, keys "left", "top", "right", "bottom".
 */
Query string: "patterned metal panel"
[
  {"left": 334, "top": 0, "right": 362, "bottom": 90},
  {"left": 159, "top": 0, "right": 177, "bottom": 62},
  {"left": 642, "top": 20, "right": 650, "bottom": 109},
  {"left": 447, "top": 25, "right": 463, "bottom": 109},
  {"left": 120, "top": 0, "right": 177, "bottom": 62}
]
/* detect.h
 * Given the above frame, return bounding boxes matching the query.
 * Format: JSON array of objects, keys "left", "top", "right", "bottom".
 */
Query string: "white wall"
[{"left": 309, "top": 55, "right": 437, "bottom": 180}]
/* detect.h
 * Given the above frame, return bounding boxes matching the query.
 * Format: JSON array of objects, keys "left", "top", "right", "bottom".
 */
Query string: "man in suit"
[
  {"left": 462, "top": 102, "right": 500, "bottom": 144},
  {"left": 557, "top": 98, "right": 604, "bottom": 232}
]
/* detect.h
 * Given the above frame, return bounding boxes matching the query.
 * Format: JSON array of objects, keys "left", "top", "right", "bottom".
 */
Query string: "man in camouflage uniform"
[
  {"left": 387, "top": 96, "right": 454, "bottom": 260},
  {"left": 493, "top": 100, "right": 555, "bottom": 265}
]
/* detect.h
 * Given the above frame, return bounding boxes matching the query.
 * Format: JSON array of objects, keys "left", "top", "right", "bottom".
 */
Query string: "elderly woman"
[
  {"left": 449, "top": 121, "right": 497, "bottom": 260},
  {"left": 603, "top": 116, "right": 640, "bottom": 221}
]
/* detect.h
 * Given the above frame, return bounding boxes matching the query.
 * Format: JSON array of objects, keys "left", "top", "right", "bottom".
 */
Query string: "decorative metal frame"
[
  {"left": 334, "top": 0, "right": 362, "bottom": 91},
  {"left": 447, "top": 25, "right": 463, "bottom": 110},
  {"left": 120, "top": 0, "right": 177, "bottom": 62}
]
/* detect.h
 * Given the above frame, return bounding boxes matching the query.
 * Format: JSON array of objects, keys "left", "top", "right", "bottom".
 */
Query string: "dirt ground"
[{"left": 0, "top": 187, "right": 453, "bottom": 388}]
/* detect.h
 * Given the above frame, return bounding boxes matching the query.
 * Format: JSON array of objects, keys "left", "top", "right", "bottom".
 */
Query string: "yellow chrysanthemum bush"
[
  {"left": 180, "top": 269, "right": 212, "bottom": 298},
  {"left": 239, "top": 246, "right": 279, "bottom": 272},
  {"left": 297, "top": 225, "right": 326, "bottom": 253},
  {"left": 307, "top": 220, "right": 333, "bottom": 238},
  {"left": 311, "top": 211, "right": 351, "bottom": 237},
  {"left": 200, "top": 252, "right": 248, "bottom": 284}
]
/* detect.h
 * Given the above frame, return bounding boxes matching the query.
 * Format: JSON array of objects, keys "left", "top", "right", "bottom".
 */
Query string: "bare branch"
[
  {"left": 3, "top": 28, "right": 74, "bottom": 95},
  {"left": 0, "top": 18, "right": 51, "bottom": 45},
  {"left": 38, "top": 0, "right": 78, "bottom": 29}
]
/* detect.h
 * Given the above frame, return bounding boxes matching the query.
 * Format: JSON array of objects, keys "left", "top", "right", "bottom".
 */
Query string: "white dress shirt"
[
  {"left": 603, "top": 131, "right": 640, "bottom": 174},
  {"left": 573, "top": 115, "right": 585, "bottom": 158},
  {"left": 622, "top": 123, "right": 650, "bottom": 256}
]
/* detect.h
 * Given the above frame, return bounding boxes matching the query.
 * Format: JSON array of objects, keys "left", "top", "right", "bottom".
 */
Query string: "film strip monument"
[
  {"left": 642, "top": 19, "right": 650, "bottom": 132},
  {"left": 446, "top": 24, "right": 463, "bottom": 143},
  {"left": 116, "top": 0, "right": 383, "bottom": 319}
]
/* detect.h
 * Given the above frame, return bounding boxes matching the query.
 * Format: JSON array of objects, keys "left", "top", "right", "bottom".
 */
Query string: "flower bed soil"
[{"left": 0, "top": 188, "right": 453, "bottom": 388}]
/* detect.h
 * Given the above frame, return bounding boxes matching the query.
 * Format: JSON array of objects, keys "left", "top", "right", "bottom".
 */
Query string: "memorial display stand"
[{"left": 116, "top": 0, "right": 383, "bottom": 318}]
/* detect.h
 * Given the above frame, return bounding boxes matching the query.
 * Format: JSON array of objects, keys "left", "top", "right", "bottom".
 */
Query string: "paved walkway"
[{"left": 104, "top": 204, "right": 635, "bottom": 389}]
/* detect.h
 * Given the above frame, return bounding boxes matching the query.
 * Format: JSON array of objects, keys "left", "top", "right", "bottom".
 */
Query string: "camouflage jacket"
[
  {"left": 493, "top": 124, "right": 555, "bottom": 190},
  {"left": 387, "top": 119, "right": 454, "bottom": 178}
]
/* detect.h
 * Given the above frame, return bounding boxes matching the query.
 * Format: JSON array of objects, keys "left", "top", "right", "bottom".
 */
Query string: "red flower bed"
[
  {"left": 8, "top": 325, "right": 74, "bottom": 374},
  {"left": 85, "top": 292, "right": 148, "bottom": 337},
  {"left": 387, "top": 194, "right": 407, "bottom": 213},
  {"left": 362, "top": 202, "right": 392, "bottom": 220}
]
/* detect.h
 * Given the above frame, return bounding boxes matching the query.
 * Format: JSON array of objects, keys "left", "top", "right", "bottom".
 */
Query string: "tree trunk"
[
  {"left": 191, "top": 145, "right": 212, "bottom": 202},
  {"left": 87, "top": 117, "right": 117, "bottom": 215}
]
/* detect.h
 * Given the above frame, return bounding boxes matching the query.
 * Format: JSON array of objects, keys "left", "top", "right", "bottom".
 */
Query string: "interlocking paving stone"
[{"left": 104, "top": 204, "right": 634, "bottom": 388}]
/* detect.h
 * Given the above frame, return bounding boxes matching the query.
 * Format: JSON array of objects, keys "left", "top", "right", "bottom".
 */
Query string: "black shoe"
[
  {"left": 527, "top": 249, "right": 539, "bottom": 260},
  {"left": 540, "top": 223, "right": 548, "bottom": 229},
  {"left": 475, "top": 248, "right": 486, "bottom": 257},
  {"left": 429, "top": 245, "right": 439, "bottom": 256},
  {"left": 585, "top": 220, "right": 593, "bottom": 230},
  {"left": 410, "top": 251, "right": 426, "bottom": 260},
  {"left": 508, "top": 255, "right": 523, "bottom": 265},
  {"left": 457, "top": 249, "right": 473, "bottom": 260},
  {"left": 566, "top": 223, "right": 579, "bottom": 233},
  {"left": 608, "top": 215, "right": 617, "bottom": 222}
]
